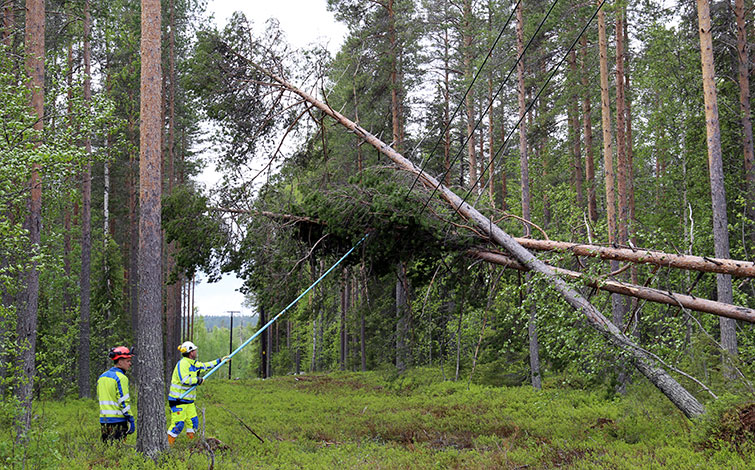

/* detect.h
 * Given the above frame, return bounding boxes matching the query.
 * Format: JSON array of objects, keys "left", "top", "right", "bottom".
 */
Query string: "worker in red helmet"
[
  {"left": 166, "top": 341, "right": 229, "bottom": 445},
  {"left": 97, "top": 346, "right": 135, "bottom": 442}
]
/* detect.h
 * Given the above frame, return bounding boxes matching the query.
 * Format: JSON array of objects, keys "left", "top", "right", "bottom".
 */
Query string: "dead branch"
[
  {"left": 218, "top": 405, "right": 265, "bottom": 443},
  {"left": 288, "top": 234, "right": 329, "bottom": 275}
]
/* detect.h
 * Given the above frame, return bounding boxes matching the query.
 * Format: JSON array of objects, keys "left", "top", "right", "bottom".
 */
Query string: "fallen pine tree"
[{"left": 228, "top": 50, "right": 708, "bottom": 419}]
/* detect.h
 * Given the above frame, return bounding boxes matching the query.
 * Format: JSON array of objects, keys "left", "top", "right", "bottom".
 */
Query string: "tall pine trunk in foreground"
[
  {"left": 136, "top": 0, "right": 168, "bottom": 456},
  {"left": 16, "top": 0, "right": 44, "bottom": 439},
  {"left": 696, "top": 0, "right": 738, "bottom": 374}
]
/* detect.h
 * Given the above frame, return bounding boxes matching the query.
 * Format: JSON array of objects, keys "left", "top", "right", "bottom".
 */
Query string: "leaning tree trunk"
[
  {"left": 248, "top": 63, "right": 706, "bottom": 418},
  {"left": 136, "top": 0, "right": 168, "bottom": 457},
  {"left": 697, "top": 0, "right": 738, "bottom": 374}
]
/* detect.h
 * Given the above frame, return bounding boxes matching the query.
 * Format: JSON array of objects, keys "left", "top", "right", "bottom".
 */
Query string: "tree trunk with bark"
[
  {"left": 614, "top": 5, "right": 630, "bottom": 392},
  {"left": 136, "top": 0, "right": 168, "bottom": 456},
  {"left": 581, "top": 34, "right": 597, "bottom": 223},
  {"left": 396, "top": 262, "right": 410, "bottom": 373},
  {"left": 697, "top": 0, "right": 738, "bottom": 373},
  {"left": 568, "top": 49, "right": 584, "bottom": 209},
  {"left": 463, "top": 0, "right": 477, "bottom": 189},
  {"left": 16, "top": 0, "right": 44, "bottom": 439}
]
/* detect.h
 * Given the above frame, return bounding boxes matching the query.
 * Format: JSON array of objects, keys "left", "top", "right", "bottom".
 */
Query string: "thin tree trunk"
[
  {"left": 136, "top": 0, "right": 167, "bottom": 456},
  {"left": 396, "top": 262, "right": 409, "bottom": 372},
  {"left": 568, "top": 49, "right": 584, "bottom": 209},
  {"left": 2, "top": 1, "right": 13, "bottom": 46},
  {"left": 598, "top": 3, "right": 627, "bottom": 378},
  {"left": 516, "top": 1, "right": 530, "bottom": 226},
  {"left": 256, "top": 68, "right": 706, "bottom": 417},
  {"left": 259, "top": 306, "right": 268, "bottom": 377},
  {"left": 614, "top": 5, "right": 630, "bottom": 392},
  {"left": 78, "top": 0, "right": 92, "bottom": 399},
  {"left": 309, "top": 256, "right": 317, "bottom": 372},
  {"left": 16, "top": 0, "right": 44, "bottom": 439},
  {"left": 388, "top": 0, "right": 402, "bottom": 154},
  {"left": 697, "top": 0, "right": 738, "bottom": 374},
  {"left": 516, "top": 2, "right": 540, "bottom": 389},
  {"left": 598, "top": 0, "right": 616, "bottom": 244},
  {"left": 734, "top": 0, "right": 755, "bottom": 244},
  {"left": 454, "top": 290, "right": 465, "bottom": 381},
  {"left": 164, "top": 0, "right": 180, "bottom": 385},
  {"left": 581, "top": 35, "right": 597, "bottom": 222},
  {"left": 487, "top": 2, "right": 495, "bottom": 206},
  {"left": 360, "top": 266, "right": 367, "bottom": 372},
  {"left": 624, "top": 13, "right": 639, "bottom": 323},
  {"left": 129, "top": 139, "right": 138, "bottom": 335},
  {"left": 463, "top": 0, "right": 476, "bottom": 189},
  {"left": 340, "top": 269, "right": 346, "bottom": 371},
  {"left": 443, "top": 26, "right": 451, "bottom": 185}
]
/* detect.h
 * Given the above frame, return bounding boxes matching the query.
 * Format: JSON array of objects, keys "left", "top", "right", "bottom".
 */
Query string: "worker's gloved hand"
[
  {"left": 126, "top": 415, "right": 135, "bottom": 435},
  {"left": 222, "top": 356, "right": 230, "bottom": 362},
  {"left": 196, "top": 377, "right": 204, "bottom": 385}
]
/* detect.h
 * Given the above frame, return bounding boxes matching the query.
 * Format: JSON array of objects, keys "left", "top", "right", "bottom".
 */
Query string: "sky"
[{"left": 193, "top": 1, "right": 347, "bottom": 317}]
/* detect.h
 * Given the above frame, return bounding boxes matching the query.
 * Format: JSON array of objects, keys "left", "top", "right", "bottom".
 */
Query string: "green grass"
[{"left": 1, "top": 369, "right": 752, "bottom": 469}]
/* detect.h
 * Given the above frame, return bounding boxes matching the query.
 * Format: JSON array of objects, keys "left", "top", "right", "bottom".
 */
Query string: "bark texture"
[
  {"left": 16, "top": 0, "right": 44, "bottom": 438},
  {"left": 136, "top": 0, "right": 167, "bottom": 456}
]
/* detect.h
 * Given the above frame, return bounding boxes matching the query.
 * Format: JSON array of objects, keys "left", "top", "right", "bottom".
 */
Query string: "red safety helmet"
[{"left": 108, "top": 346, "right": 135, "bottom": 361}]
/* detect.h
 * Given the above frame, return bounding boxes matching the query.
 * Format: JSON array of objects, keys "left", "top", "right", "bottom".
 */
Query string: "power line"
[
  {"left": 416, "top": 0, "right": 561, "bottom": 217},
  {"left": 405, "top": 0, "right": 522, "bottom": 197},
  {"left": 459, "top": 0, "right": 607, "bottom": 220}
]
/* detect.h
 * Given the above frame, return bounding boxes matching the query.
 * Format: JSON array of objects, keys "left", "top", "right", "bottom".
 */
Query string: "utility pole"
[{"left": 228, "top": 311, "right": 239, "bottom": 379}]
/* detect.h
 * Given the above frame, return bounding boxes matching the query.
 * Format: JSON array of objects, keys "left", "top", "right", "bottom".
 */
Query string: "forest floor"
[{"left": 2, "top": 368, "right": 754, "bottom": 469}]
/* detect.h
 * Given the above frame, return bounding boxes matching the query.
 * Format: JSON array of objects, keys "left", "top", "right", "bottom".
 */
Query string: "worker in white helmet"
[{"left": 166, "top": 340, "right": 229, "bottom": 445}]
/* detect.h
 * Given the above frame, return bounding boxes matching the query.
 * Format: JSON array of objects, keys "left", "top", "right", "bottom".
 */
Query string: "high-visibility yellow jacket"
[
  {"left": 97, "top": 366, "right": 132, "bottom": 423},
  {"left": 168, "top": 357, "right": 221, "bottom": 403}
]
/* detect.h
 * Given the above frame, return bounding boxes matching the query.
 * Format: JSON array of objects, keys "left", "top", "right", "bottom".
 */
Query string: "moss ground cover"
[{"left": 1, "top": 369, "right": 752, "bottom": 469}]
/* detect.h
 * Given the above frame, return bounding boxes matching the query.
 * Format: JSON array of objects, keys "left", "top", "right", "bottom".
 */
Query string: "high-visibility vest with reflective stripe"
[
  {"left": 168, "top": 357, "right": 221, "bottom": 403},
  {"left": 97, "top": 366, "right": 132, "bottom": 423}
]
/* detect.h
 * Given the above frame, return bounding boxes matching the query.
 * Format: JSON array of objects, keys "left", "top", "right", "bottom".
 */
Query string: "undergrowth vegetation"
[{"left": 1, "top": 368, "right": 753, "bottom": 469}]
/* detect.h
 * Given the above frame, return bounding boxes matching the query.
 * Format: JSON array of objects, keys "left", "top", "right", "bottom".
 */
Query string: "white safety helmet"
[{"left": 178, "top": 341, "right": 198, "bottom": 354}]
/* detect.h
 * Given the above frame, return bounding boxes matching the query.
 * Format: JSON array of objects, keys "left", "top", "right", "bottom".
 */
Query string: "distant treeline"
[{"left": 200, "top": 315, "right": 258, "bottom": 332}]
